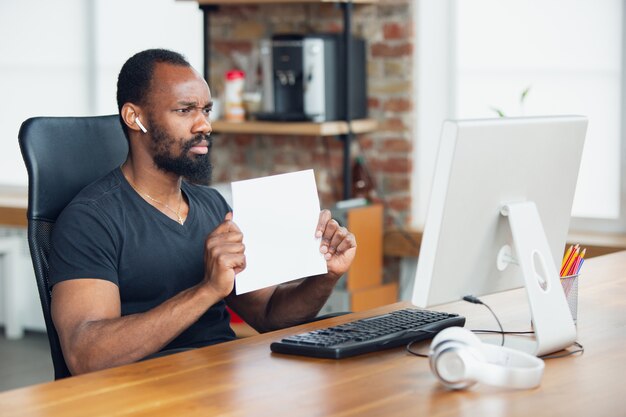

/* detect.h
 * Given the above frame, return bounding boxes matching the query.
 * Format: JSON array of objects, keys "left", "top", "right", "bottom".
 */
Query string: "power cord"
[
  {"left": 462, "top": 295, "right": 505, "bottom": 346},
  {"left": 471, "top": 329, "right": 533, "bottom": 335},
  {"left": 539, "top": 342, "right": 584, "bottom": 359},
  {"left": 406, "top": 330, "right": 436, "bottom": 358}
]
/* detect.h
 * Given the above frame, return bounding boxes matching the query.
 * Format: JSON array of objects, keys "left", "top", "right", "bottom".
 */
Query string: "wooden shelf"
[
  {"left": 211, "top": 118, "right": 377, "bottom": 136},
  {"left": 383, "top": 229, "right": 422, "bottom": 258},
  {"left": 193, "top": 0, "right": 376, "bottom": 198}
]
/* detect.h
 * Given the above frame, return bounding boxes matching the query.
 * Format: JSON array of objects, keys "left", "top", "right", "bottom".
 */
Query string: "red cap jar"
[{"left": 224, "top": 70, "right": 245, "bottom": 122}]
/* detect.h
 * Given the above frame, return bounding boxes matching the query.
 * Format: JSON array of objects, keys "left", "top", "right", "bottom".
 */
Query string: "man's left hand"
[{"left": 316, "top": 209, "right": 357, "bottom": 279}]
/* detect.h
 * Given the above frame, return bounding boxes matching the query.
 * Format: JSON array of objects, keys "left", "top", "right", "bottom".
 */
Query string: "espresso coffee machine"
[{"left": 259, "top": 34, "right": 367, "bottom": 122}]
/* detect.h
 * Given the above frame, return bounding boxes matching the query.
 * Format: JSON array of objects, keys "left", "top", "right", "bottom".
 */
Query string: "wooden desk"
[{"left": 1, "top": 251, "right": 624, "bottom": 416}]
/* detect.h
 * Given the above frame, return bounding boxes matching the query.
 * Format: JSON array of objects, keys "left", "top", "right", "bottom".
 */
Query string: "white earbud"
[
  {"left": 429, "top": 327, "right": 545, "bottom": 390},
  {"left": 135, "top": 117, "right": 148, "bottom": 133}
]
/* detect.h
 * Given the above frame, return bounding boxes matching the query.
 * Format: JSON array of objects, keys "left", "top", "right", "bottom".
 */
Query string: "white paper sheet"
[{"left": 232, "top": 169, "right": 327, "bottom": 294}]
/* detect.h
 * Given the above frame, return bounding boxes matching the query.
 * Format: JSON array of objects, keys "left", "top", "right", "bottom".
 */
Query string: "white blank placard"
[{"left": 232, "top": 169, "right": 327, "bottom": 294}]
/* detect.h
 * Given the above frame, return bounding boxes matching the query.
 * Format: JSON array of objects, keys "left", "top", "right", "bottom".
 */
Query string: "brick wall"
[{"left": 206, "top": 1, "right": 414, "bottom": 231}]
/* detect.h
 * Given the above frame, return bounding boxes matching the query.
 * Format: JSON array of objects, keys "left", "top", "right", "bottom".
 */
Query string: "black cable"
[
  {"left": 462, "top": 295, "right": 505, "bottom": 346},
  {"left": 471, "top": 329, "right": 534, "bottom": 335},
  {"left": 405, "top": 330, "right": 437, "bottom": 357},
  {"left": 481, "top": 304, "right": 505, "bottom": 346},
  {"left": 539, "top": 342, "right": 584, "bottom": 359}
]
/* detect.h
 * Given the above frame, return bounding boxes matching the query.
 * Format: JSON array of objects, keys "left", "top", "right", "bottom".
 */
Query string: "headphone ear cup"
[
  {"left": 429, "top": 327, "right": 485, "bottom": 390},
  {"left": 430, "top": 341, "right": 483, "bottom": 390}
]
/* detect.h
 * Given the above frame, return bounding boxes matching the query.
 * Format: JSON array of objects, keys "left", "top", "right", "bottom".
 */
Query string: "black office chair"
[{"left": 18, "top": 115, "right": 128, "bottom": 379}]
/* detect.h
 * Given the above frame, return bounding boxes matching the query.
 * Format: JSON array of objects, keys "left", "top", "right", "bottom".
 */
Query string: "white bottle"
[{"left": 224, "top": 70, "right": 245, "bottom": 122}]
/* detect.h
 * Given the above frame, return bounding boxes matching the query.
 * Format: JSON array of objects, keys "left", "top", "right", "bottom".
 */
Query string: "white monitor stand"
[{"left": 500, "top": 201, "right": 576, "bottom": 356}]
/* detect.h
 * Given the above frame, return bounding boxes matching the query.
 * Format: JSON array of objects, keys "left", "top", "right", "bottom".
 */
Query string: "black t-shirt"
[{"left": 49, "top": 168, "right": 236, "bottom": 351}]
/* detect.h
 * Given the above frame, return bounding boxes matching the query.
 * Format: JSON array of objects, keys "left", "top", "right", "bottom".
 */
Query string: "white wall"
[
  {"left": 414, "top": 0, "right": 625, "bottom": 232},
  {"left": 0, "top": 0, "right": 203, "bottom": 186},
  {"left": 0, "top": 0, "right": 90, "bottom": 186},
  {"left": 455, "top": 0, "right": 623, "bottom": 222},
  {"left": 91, "top": 0, "right": 204, "bottom": 115},
  {"left": 413, "top": 0, "right": 455, "bottom": 228}
]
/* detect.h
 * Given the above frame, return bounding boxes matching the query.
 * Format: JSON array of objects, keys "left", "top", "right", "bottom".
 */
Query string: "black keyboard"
[{"left": 270, "top": 308, "right": 465, "bottom": 359}]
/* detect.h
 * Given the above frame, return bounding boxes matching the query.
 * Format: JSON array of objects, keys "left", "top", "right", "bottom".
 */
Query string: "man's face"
[
  {"left": 147, "top": 114, "right": 213, "bottom": 185},
  {"left": 144, "top": 63, "right": 213, "bottom": 185}
]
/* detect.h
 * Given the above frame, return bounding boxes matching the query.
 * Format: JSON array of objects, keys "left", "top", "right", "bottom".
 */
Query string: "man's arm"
[
  {"left": 52, "top": 278, "right": 222, "bottom": 374},
  {"left": 226, "top": 209, "right": 357, "bottom": 332},
  {"left": 52, "top": 214, "right": 244, "bottom": 375}
]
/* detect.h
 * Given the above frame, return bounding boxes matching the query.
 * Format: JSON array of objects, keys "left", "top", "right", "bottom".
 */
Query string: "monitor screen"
[{"left": 412, "top": 116, "right": 588, "bottom": 309}]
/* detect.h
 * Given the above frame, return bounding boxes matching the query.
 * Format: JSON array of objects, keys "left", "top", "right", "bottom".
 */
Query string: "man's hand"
[
  {"left": 316, "top": 209, "right": 357, "bottom": 279},
  {"left": 203, "top": 212, "right": 246, "bottom": 298}
]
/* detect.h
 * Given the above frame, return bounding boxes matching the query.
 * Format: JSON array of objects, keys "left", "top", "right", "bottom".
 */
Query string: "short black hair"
[{"left": 116, "top": 48, "right": 191, "bottom": 139}]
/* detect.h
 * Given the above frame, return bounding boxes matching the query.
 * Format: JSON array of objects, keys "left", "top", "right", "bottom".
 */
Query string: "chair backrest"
[{"left": 18, "top": 115, "right": 128, "bottom": 379}]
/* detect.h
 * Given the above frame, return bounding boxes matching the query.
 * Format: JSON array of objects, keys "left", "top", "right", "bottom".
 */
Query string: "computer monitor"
[{"left": 411, "top": 116, "right": 588, "bottom": 356}]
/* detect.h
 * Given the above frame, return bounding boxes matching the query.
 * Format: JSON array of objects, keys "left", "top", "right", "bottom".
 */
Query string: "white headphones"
[
  {"left": 429, "top": 327, "right": 544, "bottom": 390},
  {"left": 135, "top": 117, "right": 148, "bottom": 133}
]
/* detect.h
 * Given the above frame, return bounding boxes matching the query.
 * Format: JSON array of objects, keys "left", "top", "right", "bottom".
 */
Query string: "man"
[{"left": 48, "top": 49, "right": 356, "bottom": 375}]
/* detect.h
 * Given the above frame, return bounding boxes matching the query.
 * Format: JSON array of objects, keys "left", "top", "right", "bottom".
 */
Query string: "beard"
[{"left": 148, "top": 117, "right": 213, "bottom": 185}]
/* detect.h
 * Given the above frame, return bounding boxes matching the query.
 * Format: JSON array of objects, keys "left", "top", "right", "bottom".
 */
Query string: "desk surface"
[{"left": 1, "top": 251, "right": 625, "bottom": 417}]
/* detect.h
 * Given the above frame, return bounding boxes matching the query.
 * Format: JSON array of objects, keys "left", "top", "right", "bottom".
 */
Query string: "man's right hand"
[{"left": 202, "top": 212, "right": 246, "bottom": 298}]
